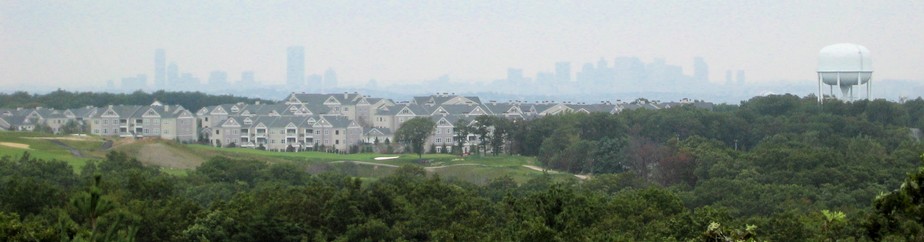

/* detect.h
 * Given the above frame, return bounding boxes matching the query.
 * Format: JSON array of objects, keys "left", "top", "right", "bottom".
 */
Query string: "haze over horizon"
[{"left": 2, "top": 1, "right": 923, "bottom": 89}]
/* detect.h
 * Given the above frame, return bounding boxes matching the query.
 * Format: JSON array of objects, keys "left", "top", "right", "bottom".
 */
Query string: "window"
[
  {"left": 215, "top": 130, "right": 220, "bottom": 135},
  {"left": 343, "top": 107, "right": 349, "bottom": 111},
  {"left": 335, "top": 140, "right": 339, "bottom": 145},
  {"left": 437, "top": 138, "right": 441, "bottom": 143},
  {"left": 103, "top": 120, "right": 108, "bottom": 124},
  {"left": 94, "top": 120, "right": 99, "bottom": 124},
  {"left": 436, "top": 129, "right": 441, "bottom": 134},
  {"left": 144, "top": 128, "right": 149, "bottom": 134},
  {"left": 324, "top": 130, "right": 329, "bottom": 135},
  {"left": 93, "top": 129, "right": 99, "bottom": 134},
  {"left": 315, "top": 130, "right": 320, "bottom": 135},
  {"left": 335, "top": 130, "right": 339, "bottom": 135},
  {"left": 103, "top": 129, "right": 108, "bottom": 134},
  {"left": 204, "top": 117, "right": 209, "bottom": 122}
]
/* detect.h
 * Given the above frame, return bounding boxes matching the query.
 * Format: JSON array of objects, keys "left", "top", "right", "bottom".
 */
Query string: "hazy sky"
[{"left": 2, "top": 1, "right": 923, "bottom": 88}]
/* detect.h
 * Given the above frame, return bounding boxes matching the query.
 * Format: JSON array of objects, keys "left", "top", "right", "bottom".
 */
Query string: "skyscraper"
[
  {"left": 555, "top": 62, "right": 571, "bottom": 83},
  {"left": 736, "top": 70, "right": 746, "bottom": 85},
  {"left": 287, "top": 46, "right": 305, "bottom": 88},
  {"left": 323, "top": 68, "right": 338, "bottom": 91},
  {"left": 725, "top": 70, "right": 733, "bottom": 85},
  {"left": 614, "top": 57, "right": 646, "bottom": 83},
  {"left": 154, "top": 49, "right": 165, "bottom": 89},
  {"left": 507, "top": 68, "right": 523, "bottom": 82},
  {"left": 167, "top": 62, "right": 179, "bottom": 87},
  {"left": 693, "top": 57, "right": 708, "bottom": 83},
  {"left": 208, "top": 71, "right": 228, "bottom": 87},
  {"left": 240, "top": 71, "right": 255, "bottom": 85}
]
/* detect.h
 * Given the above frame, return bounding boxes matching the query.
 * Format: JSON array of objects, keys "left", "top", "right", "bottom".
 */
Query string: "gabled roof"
[
  {"left": 318, "top": 116, "right": 357, "bottom": 128},
  {"left": 430, "top": 104, "right": 492, "bottom": 116},
  {"left": 220, "top": 116, "right": 243, "bottom": 128},
  {"left": 379, "top": 104, "right": 429, "bottom": 116},
  {"left": 566, "top": 103, "right": 617, "bottom": 113},
  {"left": 412, "top": 95, "right": 481, "bottom": 106},
  {"left": 287, "top": 93, "right": 365, "bottom": 106},
  {"left": 267, "top": 116, "right": 310, "bottom": 129},
  {"left": 93, "top": 105, "right": 145, "bottom": 118},
  {"left": 69, "top": 107, "right": 98, "bottom": 118},
  {"left": 365, "top": 127, "right": 393, "bottom": 136},
  {"left": 1, "top": 115, "right": 27, "bottom": 127}
]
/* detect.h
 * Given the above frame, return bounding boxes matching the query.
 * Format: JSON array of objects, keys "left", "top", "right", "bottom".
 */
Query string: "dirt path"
[
  {"left": 331, "top": 160, "right": 400, "bottom": 168},
  {"left": 423, "top": 163, "right": 490, "bottom": 171},
  {"left": 48, "top": 140, "right": 82, "bottom": 157},
  {"left": 0, "top": 142, "right": 30, "bottom": 149},
  {"left": 522, "top": 165, "right": 589, "bottom": 180},
  {"left": 25, "top": 136, "right": 98, "bottom": 141},
  {"left": 329, "top": 161, "right": 589, "bottom": 179}
]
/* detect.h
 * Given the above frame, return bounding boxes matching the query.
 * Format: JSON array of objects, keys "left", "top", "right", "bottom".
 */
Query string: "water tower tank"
[{"left": 817, "top": 43, "right": 873, "bottom": 101}]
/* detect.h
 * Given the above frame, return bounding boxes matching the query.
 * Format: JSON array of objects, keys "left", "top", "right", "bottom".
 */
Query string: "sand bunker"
[
  {"left": 25, "top": 136, "right": 96, "bottom": 141},
  {"left": 0, "top": 142, "right": 30, "bottom": 149}
]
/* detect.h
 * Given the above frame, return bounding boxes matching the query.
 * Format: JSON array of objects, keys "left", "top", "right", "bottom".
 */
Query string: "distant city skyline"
[{"left": 2, "top": 1, "right": 924, "bottom": 91}]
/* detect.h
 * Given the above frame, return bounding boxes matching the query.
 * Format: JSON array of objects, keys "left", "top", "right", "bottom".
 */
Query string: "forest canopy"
[{"left": 4, "top": 94, "right": 924, "bottom": 241}]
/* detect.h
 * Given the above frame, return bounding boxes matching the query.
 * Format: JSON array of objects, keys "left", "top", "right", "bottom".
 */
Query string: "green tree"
[
  {"left": 453, "top": 118, "right": 471, "bottom": 156},
  {"left": 395, "top": 117, "right": 435, "bottom": 158}
]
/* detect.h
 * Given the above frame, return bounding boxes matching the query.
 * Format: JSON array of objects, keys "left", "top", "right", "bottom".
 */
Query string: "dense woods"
[
  {"left": 0, "top": 90, "right": 269, "bottom": 111},
  {"left": 4, "top": 94, "right": 924, "bottom": 241}
]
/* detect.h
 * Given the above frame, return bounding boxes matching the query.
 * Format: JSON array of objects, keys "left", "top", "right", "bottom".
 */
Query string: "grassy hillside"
[
  {"left": 0, "top": 131, "right": 104, "bottom": 170},
  {"left": 1, "top": 131, "right": 575, "bottom": 184}
]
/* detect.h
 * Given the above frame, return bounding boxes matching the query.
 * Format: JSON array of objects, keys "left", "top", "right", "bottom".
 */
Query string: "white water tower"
[{"left": 817, "top": 43, "right": 873, "bottom": 103}]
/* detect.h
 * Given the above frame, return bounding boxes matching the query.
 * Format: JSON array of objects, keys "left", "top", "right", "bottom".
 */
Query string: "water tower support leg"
[
  {"left": 836, "top": 72, "right": 841, "bottom": 100},
  {"left": 818, "top": 74, "right": 823, "bottom": 104}
]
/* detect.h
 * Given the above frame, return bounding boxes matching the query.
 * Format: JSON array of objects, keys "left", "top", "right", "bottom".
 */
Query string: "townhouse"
[
  {"left": 88, "top": 102, "right": 198, "bottom": 142},
  {"left": 2, "top": 91, "right": 713, "bottom": 154}
]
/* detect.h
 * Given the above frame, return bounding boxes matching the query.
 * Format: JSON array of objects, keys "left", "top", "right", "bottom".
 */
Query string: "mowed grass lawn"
[
  {"left": 1, "top": 131, "right": 569, "bottom": 182},
  {"left": 186, "top": 143, "right": 570, "bottom": 185},
  {"left": 187, "top": 144, "right": 460, "bottom": 164},
  {"left": 0, "top": 131, "right": 104, "bottom": 171},
  {"left": 188, "top": 144, "right": 538, "bottom": 167}
]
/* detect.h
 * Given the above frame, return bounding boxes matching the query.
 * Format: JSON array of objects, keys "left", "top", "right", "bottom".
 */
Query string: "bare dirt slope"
[
  {"left": 136, "top": 142, "right": 206, "bottom": 169},
  {"left": 112, "top": 139, "right": 207, "bottom": 169}
]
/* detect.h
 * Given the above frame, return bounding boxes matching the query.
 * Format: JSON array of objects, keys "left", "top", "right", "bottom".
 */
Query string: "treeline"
[
  {"left": 449, "top": 94, "right": 924, "bottom": 239},
  {"left": 0, "top": 90, "right": 271, "bottom": 111},
  {"left": 4, "top": 151, "right": 924, "bottom": 241}
]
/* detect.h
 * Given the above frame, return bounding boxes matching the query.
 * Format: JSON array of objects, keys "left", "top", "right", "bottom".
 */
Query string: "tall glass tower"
[{"left": 287, "top": 46, "right": 305, "bottom": 88}]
